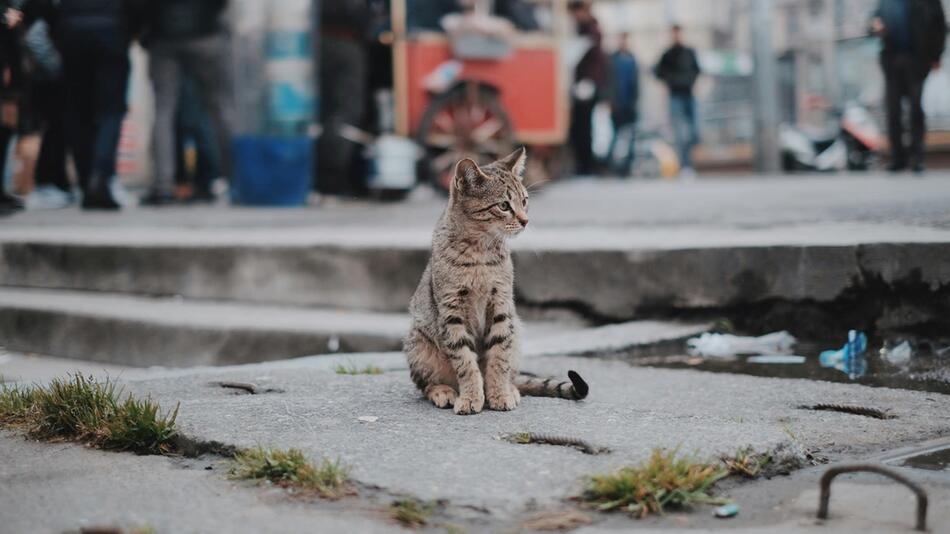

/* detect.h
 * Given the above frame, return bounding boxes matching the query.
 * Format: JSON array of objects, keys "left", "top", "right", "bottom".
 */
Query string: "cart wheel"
[{"left": 416, "top": 83, "right": 515, "bottom": 195}]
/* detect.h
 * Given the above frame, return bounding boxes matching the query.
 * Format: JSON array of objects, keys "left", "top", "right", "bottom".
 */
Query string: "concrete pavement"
[{"left": 2, "top": 350, "right": 949, "bottom": 532}]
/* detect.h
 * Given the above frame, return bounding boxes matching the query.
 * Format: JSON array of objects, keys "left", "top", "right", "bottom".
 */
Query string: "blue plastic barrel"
[{"left": 231, "top": 135, "right": 312, "bottom": 206}]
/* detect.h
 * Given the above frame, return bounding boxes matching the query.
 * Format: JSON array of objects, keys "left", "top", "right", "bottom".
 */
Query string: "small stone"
[{"left": 358, "top": 416, "right": 379, "bottom": 423}]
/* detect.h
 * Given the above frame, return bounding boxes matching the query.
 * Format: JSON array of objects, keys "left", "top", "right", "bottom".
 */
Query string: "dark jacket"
[
  {"left": 654, "top": 44, "right": 700, "bottom": 95},
  {"left": 20, "top": 0, "right": 143, "bottom": 35},
  {"left": 143, "top": 0, "right": 227, "bottom": 42},
  {"left": 574, "top": 18, "right": 607, "bottom": 91},
  {"left": 609, "top": 49, "right": 639, "bottom": 121},
  {"left": 875, "top": 0, "right": 947, "bottom": 64}
]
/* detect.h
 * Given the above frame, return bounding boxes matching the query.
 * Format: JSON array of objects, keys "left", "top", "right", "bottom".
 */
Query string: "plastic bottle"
[{"left": 819, "top": 330, "right": 868, "bottom": 379}]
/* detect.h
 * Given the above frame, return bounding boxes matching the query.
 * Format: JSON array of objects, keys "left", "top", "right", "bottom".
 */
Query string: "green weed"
[
  {"left": 0, "top": 374, "right": 178, "bottom": 455},
  {"left": 334, "top": 363, "right": 383, "bottom": 375},
  {"left": 390, "top": 498, "right": 435, "bottom": 527},
  {"left": 582, "top": 448, "right": 727, "bottom": 518},
  {"left": 231, "top": 446, "right": 352, "bottom": 498}
]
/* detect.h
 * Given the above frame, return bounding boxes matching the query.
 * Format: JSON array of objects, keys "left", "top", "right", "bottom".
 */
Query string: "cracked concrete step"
[
  {"left": 2, "top": 231, "right": 949, "bottom": 332},
  {"left": 0, "top": 288, "right": 710, "bottom": 369},
  {"left": 0, "top": 287, "right": 409, "bottom": 367}
]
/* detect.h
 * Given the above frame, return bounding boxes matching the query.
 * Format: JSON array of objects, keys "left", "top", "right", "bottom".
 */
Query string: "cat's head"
[{"left": 450, "top": 148, "right": 529, "bottom": 237}]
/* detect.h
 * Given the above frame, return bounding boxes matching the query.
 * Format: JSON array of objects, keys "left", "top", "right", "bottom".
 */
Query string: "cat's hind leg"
[{"left": 405, "top": 327, "right": 458, "bottom": 408}]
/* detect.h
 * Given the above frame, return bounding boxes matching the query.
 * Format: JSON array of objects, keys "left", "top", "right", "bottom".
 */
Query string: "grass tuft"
[
  {"left": 390, "top": 498, "right": 435, "bottom": 527},
  {"left": 582, "top": 448, "right": 727, "bottom": 518},
  {"left": 0, "top": 382, "right": 41, "bottom": 425},
  {"left": 334, "top": 363, "right": 383, "bottom": 375},
  {"left": 721, "top": 447, "right": 771, "bottom": 479},
  {"left": 231, "top": 446, "right": 352, "bottom": 498},
  {"left": 0, "top": 374, "right": 178, "bottom": 455}
]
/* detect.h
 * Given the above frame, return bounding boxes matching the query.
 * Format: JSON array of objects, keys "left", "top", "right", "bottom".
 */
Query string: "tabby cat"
[{"left": 404, "top": 148, "right": 588, "bottom": 415}]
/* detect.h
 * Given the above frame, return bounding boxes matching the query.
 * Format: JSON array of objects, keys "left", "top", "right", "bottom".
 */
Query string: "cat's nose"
[{"left": 518, "top": 216, "right": 529, "bottom": 227}]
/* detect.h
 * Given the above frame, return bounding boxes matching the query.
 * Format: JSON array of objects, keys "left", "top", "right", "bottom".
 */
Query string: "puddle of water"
[
  {"left": 898, "top": 447, "right": 950, "bottom": 472},
  {"left": 618, "top": 339, "right": 950, "bottom": 395}
]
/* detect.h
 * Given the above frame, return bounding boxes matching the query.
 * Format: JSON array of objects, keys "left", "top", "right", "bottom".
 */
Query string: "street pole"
[{"left": 751, "top": 0, "right": 781, "bottom": 174}]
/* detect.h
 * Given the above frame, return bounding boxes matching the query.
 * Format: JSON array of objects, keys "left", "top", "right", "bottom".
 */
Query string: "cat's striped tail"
[{"left": 514, "top": 371, "right": 588, "bottom": 400}]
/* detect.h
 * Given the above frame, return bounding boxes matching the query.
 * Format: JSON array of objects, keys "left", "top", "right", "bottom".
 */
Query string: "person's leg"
[
  {"left": 907, "top": 63, "right": 928, "bottom": 171},
  {"left": 669, "top": 94, "right": 691, "bottom": 169},
  {"left": 183, "top": 34, "right": 236, "bottom": 185},
  {"left": 607, "top": 115, "right": 621, "bottom": 171},
  {"left": 623, "top": 122, "right": 637, "bottom": 175},
  {"left": 34, "top": 81, "right": 71, "bottom": 193},
  {"left": 0, "top": 125, "right": 19, "bottom": 205},
  {"left": 60, "top": 32, "right": 96, "bottom": 192},
  {"left": 575, "top": 98, "right": 595, "bottom": 175},
  {"left": 882, "top": 57, "right": 907, "bottom": 169},
  {"left": 87, "top": 31, "right": 130, "bottom": 195},
  {"left": 317, "top": 36, "right": 367, "bottom": 195},
  {"left": 147, "top": 41, "right": 181, "bottom": 200}
]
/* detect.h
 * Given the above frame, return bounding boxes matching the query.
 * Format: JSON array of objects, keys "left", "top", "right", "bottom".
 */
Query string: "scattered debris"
[
  {"left": 581, "top": 448, "right": 727, "bottom": 518},
  {"left": 522, "top": 509, "right": 592, "bottom": 531},
  {"left": 687, "top": 331, "right": 796, "bottom": 359},
  {"left": 721, "top": 447, "right": 771, "bottom": 478},
  {"left": 230, "top": 446, "right": 353, "bottom": 499},
  {"left": 505, "top": 432, "right": 610, "bottom": 455},
  {"left": 713, "top": 503, "right": 739, "bottom": 518},
  {"left": 390, "top": 498, "right": 435, "bottom": 527},
  {"left": 334, "top": 363, "right": 384, "bottom": 376},
  {"left": 799, "top": 403, "right": 895, "bottom": 420},
  {"left": 819, "top": 330, "right": 867, "bottom": 379},
  {"left": 746, "top": 354, "right": 806, "bottom": 364},
  {"left": 357, "top": 416, "right": 379, "bottom": 423},
  {"left": 212, "top": 381, "right": 284, "bottom": 395},
  {"left": 881, "top": 340, "right": 913, "bottom": 367}
]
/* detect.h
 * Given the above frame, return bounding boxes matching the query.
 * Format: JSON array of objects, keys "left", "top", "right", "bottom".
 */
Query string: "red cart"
[{"left": 390, "top": 0, "right": 570, "bottom": 192}]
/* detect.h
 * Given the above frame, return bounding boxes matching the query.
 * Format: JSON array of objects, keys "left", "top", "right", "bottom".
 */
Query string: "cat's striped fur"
[{"left": 404, "top": 148, "right": 588, "bottom": 415}]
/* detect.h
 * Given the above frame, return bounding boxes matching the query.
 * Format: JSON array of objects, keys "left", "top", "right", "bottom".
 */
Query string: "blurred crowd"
[
  {"left": 0, "top": 0, "right": 945, "bottom": 215},
  {"left": 1, "top": 0, "right": 232, "bottom": 212}
]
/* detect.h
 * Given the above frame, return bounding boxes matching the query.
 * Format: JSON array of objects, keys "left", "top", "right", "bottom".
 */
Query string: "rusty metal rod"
[{"left": 817, "top": 464, "right": 928, "bottom": 531}]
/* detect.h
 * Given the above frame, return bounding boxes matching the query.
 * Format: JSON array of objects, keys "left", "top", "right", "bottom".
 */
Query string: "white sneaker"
[
  {"left": 26, "top": 185, "right": 74, "bottom": 210},
  {"left": 679, "top": 167, "right": 697, "bottom": 181}
]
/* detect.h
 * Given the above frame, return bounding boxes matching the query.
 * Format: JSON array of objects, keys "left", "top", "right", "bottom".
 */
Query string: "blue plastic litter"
[
  {"left": 819, "top": 330, "right": 868, "bottom": 379},
  {"left": 231, "top": 135, "right": 312, "bottom": 207},
  {"left": 714, "top": 503, "right": 739, "bottom": 518}
]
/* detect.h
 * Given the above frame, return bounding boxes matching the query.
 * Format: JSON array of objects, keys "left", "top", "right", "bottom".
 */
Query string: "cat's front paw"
[
  {"left": 487, "top": 384, "right": 520, "bottom": 411},
  {"left": 453, "top": 392, "right": 485, "bottom": 415}
]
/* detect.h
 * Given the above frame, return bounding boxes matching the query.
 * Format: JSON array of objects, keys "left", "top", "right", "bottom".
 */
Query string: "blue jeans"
[
  {"left": 669, "top": 94, "right": 699, "bottom": 169},
  {"left": 607, "top": 115, "right": 636, "bottom": 175},
  {"left": 60, "top": 26, "right": 130, "bottom": 191}
]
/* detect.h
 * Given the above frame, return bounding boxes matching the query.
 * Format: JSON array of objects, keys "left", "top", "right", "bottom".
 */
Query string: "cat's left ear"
[{"left": 498, "top": 147, "right": 527, "bottom": 181}]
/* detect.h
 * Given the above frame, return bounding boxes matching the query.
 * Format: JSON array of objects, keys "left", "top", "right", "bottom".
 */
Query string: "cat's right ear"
[{"left": 454, "top": 158, "right": 483, "bottom": 192}]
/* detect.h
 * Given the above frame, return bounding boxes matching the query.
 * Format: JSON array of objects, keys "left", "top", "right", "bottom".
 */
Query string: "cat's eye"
[
  {"left": 499, "top": 201, "right": 511, "bottom": 211},
  {"left": 522, "top": 198, "right": 527, "bottom": 207}
]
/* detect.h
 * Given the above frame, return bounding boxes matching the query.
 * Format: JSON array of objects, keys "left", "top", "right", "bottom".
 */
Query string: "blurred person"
[
  {"left": 654, "top": 24, "right": 700, "bottom": 178},
  {"left": 140, "top": 0, "right": 233, "bottom": 206},
  {"left": 15, "top": 0, "right": 137, "bottom": 210},
  {"left": 174, "top": 74, "right": 219, "bottom": 204},
  {"left": 318, "top": 0, "right": 370, "bottom": 197},
  {"left": 22, "top": 15, "right": 72, "bottom": 210},
  {"left": 568, "top": 0, "right": 606, "bottom": 176},
  {"left": 1, "top": 0, "right": 26, "bottom": 213},
  {"left": 871, "top": 0, "right": 947, "bottom": 173},
  {"left": 606, "top": 32, "right": 639, "bottom": 176}
]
